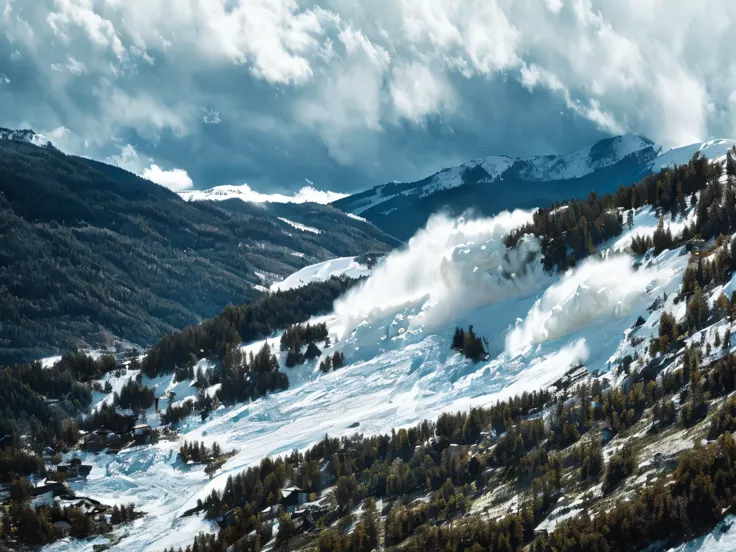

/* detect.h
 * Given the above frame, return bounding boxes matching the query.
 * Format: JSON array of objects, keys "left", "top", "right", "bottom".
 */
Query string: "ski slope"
[{"left": 49, "top": 205, "right": 692, "bottom": 552}]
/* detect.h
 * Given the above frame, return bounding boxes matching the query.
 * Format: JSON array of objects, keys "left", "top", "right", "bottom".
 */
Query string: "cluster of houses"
[
  {"left": 81, "top": 420, "right": 152, "bottom": 453},
  {"left": 28, "top": 477, "right": 112, "bottom": 536},
  {"left": 217, "top": 485, "right": 332, "bottom": 533}
]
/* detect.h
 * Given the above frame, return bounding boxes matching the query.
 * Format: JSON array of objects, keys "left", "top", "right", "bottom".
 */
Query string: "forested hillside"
[{"left": 0, "top": 137, "right": 398, "bottom": 364}]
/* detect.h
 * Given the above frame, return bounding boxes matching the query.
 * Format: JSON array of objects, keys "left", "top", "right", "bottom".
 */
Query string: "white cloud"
[
  {"left": 47, "top": 0, "right": 127, "bottom": 61},
  {"left": 546, "top": 0, "right": 563, "bottom": 14},
  {"left": 4, "top": 0, "right": 736, "bottom": 183},
  {"left": 142, "top": 164, "right": 194, "bottom": 192},
  {"left": 390, "top": 62, "right": 454, "bottom": 123},
  {"left": 51, "top": 57, "right": 87, "bottom": 75},
  {"left": 107, "top": 143, "right": 193, "bottom": 192}
]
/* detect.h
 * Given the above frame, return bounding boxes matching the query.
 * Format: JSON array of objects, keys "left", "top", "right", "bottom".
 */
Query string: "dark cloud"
[{"left": 0, "top": 0, "right": 731, "bottom": 194}]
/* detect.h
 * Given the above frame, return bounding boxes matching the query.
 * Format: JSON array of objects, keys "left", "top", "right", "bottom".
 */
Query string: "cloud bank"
[{"left": 3, "top": 1, "right": 736, "bottom": 194}]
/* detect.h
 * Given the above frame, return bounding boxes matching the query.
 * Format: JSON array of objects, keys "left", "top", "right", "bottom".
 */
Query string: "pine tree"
[
  {"left": 724, "top": 327, "right": 731, "bottom": 351},
  {"left": 687, "top": 284, "right": 709, "bottom": 331}
]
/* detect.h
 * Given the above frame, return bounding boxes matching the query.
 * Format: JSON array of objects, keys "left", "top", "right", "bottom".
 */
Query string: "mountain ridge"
[
  {"left": 0, "top": 133, "right": 398, "bottom": 364},
  {"left": 333, "top": 134, "right": 736, "bottom": 240}
]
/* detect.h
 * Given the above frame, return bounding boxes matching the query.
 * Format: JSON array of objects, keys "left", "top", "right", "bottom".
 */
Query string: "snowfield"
[
  {"left": 51, "top": 204, "right": 694, "bottom": 551},
  {"left": 179, "top": 184, "right": 346, "bottom": 205},
  {"left": 270, "top": 256, "right": 371, "bottom": 292}
]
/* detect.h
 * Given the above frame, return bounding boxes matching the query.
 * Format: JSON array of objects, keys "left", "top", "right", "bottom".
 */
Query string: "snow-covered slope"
[
  {"left": 333, "top": 135, "right": 736, "bottom": 241},
  {"left": 179, "top": 184, "right": 346, "bottom": 205},
  {"left": 56, "top": 197, "right": 696, "bottom": 551},
  {"left": 652, "top": 138, "right": 736, "bottom": 172},
  {"left": 270, "top": 256, "right": 371, "bottom": 292},
  {"left": 334, "top": 135, "right": 658, "bottom": 217}
]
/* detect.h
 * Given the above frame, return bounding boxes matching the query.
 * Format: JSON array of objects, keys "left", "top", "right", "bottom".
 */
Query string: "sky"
[{"left": 1, "top": 0, "right": 735, "bottom": 197}]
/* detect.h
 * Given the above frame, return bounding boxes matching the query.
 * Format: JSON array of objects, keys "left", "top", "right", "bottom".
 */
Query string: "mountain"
[
  {"left": 0, "top": 131, "right": 399, "bottom": 364},
  {"left": 333, "top": 134, "right": 736, "bottom": 240},
  {"left": 0, "top": 127, "right": 53, "bottom": 148},
  {"left": 6, "top": 135, "right": 736, "bottom": 552}
]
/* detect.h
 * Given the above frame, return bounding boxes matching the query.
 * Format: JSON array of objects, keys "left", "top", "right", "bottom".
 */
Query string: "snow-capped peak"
[
  {"left": 0, "top": 127, "right": 53, "bottom": 148},
  {"left": 335, "top": 134, "right": 659, "bottom": 216},
  {"left": 179, "top": 183, "right": 347, "bottom": 205}
]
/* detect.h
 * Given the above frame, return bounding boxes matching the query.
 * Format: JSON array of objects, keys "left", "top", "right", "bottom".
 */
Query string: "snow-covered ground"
[
  {"left": 277, "top": 217, "right": 321, "bottom": 234},
  {"left": 270, "top": 256, "right": 371, "bottom": 292},
  {"left": 348, "top": 135, "right": 657, "bottom": 215},
  {"left": 668, "top": 515, "right": 736, "bottom": 551},
  {"left": 50, "top": 205, "right": 692, "bottom": 551}
]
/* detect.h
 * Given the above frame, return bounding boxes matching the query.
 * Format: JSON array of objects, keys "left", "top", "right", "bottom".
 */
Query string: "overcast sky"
[{"left": 1, "top": 0, "right": 735, "bottom": 196}]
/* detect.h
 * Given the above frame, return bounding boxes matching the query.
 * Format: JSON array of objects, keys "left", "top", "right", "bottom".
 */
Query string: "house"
[
  {"left": 133, "top": 424, "right": 151, "bottom": 446},
  {"left": 216, "top": 509, "right": 237, "bottom": 527},
  {"left": 59, "top": 497, "right": 106, "bottom": 516},
  {"left": 447, "top": 444, "right": 463, "bottom": 463},
  {"left": 292, "top": 510, "right": 316, "bottom": 532},
  {"left": 280, "top": 487, "right": 308, "bottom": 513},
  {"left": 57, "top": 457, "right": 93, "bottom": 479},
  {"left": 261, "top": 504, "right": 282, "bottom": 521},
  {"left": 31, "top": 481, "right": 66, "bottom": 497},
  {"left": 30, "top": 481, "right": 67, "bottom": 510}
]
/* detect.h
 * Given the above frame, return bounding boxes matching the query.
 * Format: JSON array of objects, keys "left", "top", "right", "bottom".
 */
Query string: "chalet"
[
  {"left": 31, "top": 481, "right": 66, "bottom": 497},
  {"left": 280, "top": 486, "right": 308, "bottom": 513},
  {"left": 216, "top": 509, "right": 236, "bottom": 527},
  {"left": 30, "top": 481, "right": 67, "bottom": 510},
  {"left": 447, "top": 444, "right": 462, "bottom": 463},
  {"left": 133, "top": 424, "right": 152, "bottom": 446},
  {"left": 292, "top": 509, "right": 316, "bottom": 532},
  {"left": 261, "top": 504, "right": 282, "bottom": 521},
  {"left": 56, "top": 496, "right": 106, "bottom": 516},
  {"left": 57, "top": 457, "right": 93, "bottom": 479}
]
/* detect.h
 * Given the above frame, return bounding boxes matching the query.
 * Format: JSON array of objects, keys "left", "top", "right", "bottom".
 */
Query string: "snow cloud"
[
  {"left": 506, "top": 254, "right": 670, "bottom": 352},
  {"left": 334, "top": 210, "right": 548, "bottom": 336}
]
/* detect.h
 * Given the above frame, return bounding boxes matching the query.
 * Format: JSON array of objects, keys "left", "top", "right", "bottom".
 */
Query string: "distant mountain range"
[
  {"left": 0, "top": 130, "right": 398, "bottom": 364},
  {"left": 333, "top": 135, "right": 736, "bottom": 240}
]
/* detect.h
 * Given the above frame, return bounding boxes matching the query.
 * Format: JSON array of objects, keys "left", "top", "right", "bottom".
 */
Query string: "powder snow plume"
[
  {"left": 506, "top": 254, "right": 672, "bottom": 352},
  {"left": 333, "top": 210, "right": 548, "bottom": 337}
]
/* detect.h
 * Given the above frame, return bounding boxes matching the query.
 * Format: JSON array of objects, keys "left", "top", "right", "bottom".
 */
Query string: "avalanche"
[{"left": 50, "top": 206, "right": 690, "bottom": 552}]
